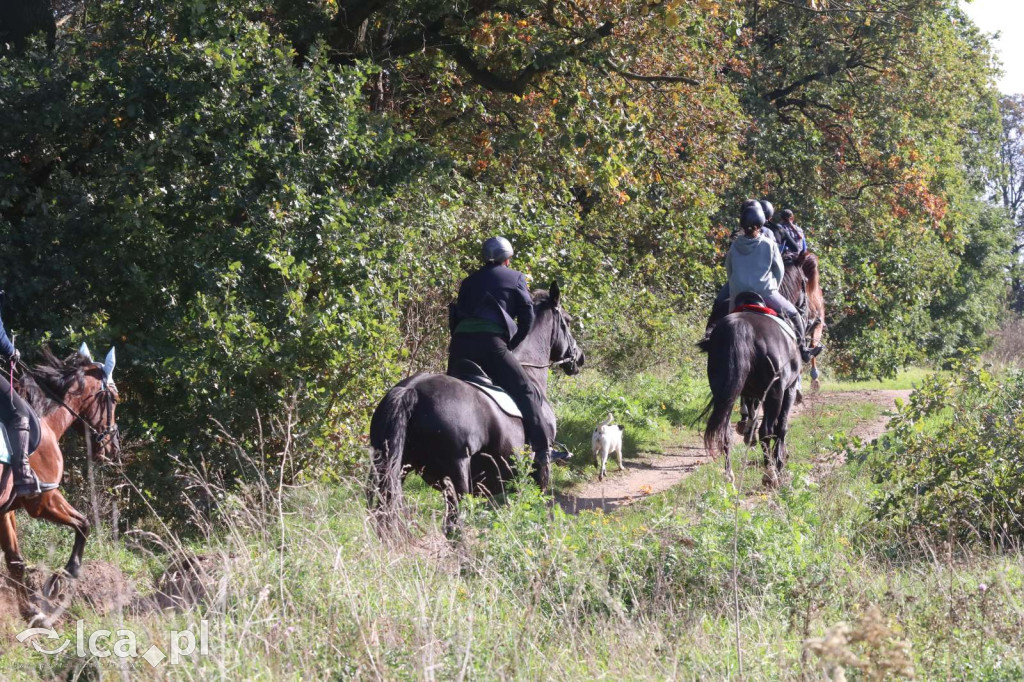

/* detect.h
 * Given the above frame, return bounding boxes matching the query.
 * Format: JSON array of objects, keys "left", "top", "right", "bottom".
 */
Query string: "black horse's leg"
[
  {"left": 743, "top": 398, "right": 762, "bottom": 446},
  {"left": 774, "top": 386, "right": 797, "bottom": 476},
  {"left": 760, "top": 388, "right": 784, "bottom": 488},
  {"left": 442, "top": 456, "right": 471, "bottom": 537},
  {"left": 738, "top": 398, "right": 749, "bottom": 433}
]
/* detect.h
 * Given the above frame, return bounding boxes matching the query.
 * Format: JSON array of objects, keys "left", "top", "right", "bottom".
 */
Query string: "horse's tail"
[
  {"left": 367, "top": 385, "right": 418, "bottom": 532},
  {"left": 703, "top": 328, "right": 751, "bottom": 459}
]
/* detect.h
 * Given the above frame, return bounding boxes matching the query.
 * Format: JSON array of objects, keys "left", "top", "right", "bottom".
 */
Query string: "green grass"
[
  {"left": 816, "top": 365, "right": 935, "bottom": 392},
  {"left": 3, "top": 369, "right": 1021, "bottom": 680}
]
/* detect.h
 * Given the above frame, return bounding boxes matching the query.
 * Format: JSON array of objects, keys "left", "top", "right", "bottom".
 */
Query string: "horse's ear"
[
  {"left": 549, "top": 281, "right": 561, "bottom": 308},
  {"left": 79, "top": 342, "right": 93, "bottom": 362},
  {"left": 103, "top": 347, "right": 116, "bottom": 383}
]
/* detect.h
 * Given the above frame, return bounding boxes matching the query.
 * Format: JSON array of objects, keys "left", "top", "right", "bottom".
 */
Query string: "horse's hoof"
[
  {"left": 811, "top": 379, "right": 821, "bottom": 393},
  {"left": 42, "top": 570, "right": 73, "bottom": 601},
  {"left": 762, "top": 472, "right": 780, "bottom": 489},
  {"left": 736, "top": 420, "right": 748, "bottom": 436},
  {"left": 27, "top": 610, "right": 51, "bottom": 628}
]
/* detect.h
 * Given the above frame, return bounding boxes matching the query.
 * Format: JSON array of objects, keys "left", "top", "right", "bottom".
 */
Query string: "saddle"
[
  {"left": 0, "top": 405, "right": 42, "bottom": 466},
  {"left": 449, "top": 360, "right": 523, "bottom": 419},
  {"left": 730, "top": 293, "right": 798, "bottom": 343}
]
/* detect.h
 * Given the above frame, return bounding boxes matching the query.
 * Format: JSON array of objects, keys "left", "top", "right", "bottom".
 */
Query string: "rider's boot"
[
  {"left": 532, "top": 450, "right": 551, "bottom": 490},
  {"left": 11, "top": 416, "right": 54, "bottom": 497},
  {"left": 801, "top": 344, "right": 824, "bottom": 364}
]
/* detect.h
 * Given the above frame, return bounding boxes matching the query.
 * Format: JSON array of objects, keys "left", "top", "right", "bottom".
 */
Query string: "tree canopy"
[{"left": 0, "top": 0, "right": 1011, "bottom": 524}]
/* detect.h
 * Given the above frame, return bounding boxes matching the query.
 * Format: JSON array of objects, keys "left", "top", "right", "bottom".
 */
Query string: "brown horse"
[
  {"left": 801, "top": 253, "right": 826, "bottom": 391},
  {"left": 0, "top": 347, "right": 119, "bottom": 623}
]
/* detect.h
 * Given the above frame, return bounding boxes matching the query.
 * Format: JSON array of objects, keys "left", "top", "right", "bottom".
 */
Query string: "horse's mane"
[
  {"left": 531, "top": 290, "right": 555, "bottom": 309},
  {"left": 802, "top": 252, "right": 820, "bottom": 291},
  {"left": 19, "top": 348, "right": 92, "bottom": 416},
  {"left": 779, "top": 255, "right": 808, "bottom": 306}
]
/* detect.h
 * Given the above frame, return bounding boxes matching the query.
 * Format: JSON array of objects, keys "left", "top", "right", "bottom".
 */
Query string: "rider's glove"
[{"left": 8, "top": 349, "right": 19, "bottom": 365}]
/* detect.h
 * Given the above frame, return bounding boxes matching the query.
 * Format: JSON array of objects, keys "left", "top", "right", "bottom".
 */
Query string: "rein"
[
  {"left": 15, "top": 359, "right": 119, "bottom": 447},
  {"left": 520, "top": 357, "right": 574, "bottom": 369}
]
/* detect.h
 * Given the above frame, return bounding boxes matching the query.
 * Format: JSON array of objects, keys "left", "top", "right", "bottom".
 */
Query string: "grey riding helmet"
[
  {"left": 759, "top": 199, "right": 775, "bottom": 221},
  {"left": 482, "top": 236, "right": 514, "bottom": 263},
  {"left": 740, "top": 200, "right": 766, "bottom": 229}
]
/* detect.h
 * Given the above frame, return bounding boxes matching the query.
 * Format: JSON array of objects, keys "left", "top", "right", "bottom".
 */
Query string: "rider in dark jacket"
[
  {"left": 448, "top": 237, "right": 562, "bottom": 463},
  {"left": 778, "top": 209, "right": 806, "bottom": 255},
  {"left": 760, "top": 200, "right": 784, "bottom": 249},
  {"left": 0, "top": 303, "right": 52, "bottom": 496}
]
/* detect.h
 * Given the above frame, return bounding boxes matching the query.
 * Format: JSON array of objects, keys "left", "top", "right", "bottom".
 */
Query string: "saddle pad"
[
  {"left": 464, "top": 381, "right": 523, "bottom": 419},
  {"left": 0, "top": 423, "right": 10, "bottom": 465},
  {"left": 735, "top": 310, "right": 798, "bottom": 342},
  {"left": 734, "top": 303, "right": 777, "bottom": 316}
]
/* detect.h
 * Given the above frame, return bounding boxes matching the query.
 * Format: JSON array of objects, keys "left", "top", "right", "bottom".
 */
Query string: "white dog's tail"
[{"left": 602, "top": 412, "right": 614, "bottom": 427}]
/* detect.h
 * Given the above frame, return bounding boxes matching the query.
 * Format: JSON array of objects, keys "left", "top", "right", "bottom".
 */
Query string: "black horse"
[
  {"left": 699, "top": 259, "right": 808, "bottom": 486},
  {"left": 368, "top": 282, "right": 585, "bottom": 535}
]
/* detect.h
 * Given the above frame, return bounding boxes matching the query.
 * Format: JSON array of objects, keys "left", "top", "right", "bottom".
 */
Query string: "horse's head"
[
  {"left": 24, "top": 345, "right": 121, "bottom": 461},
  {"left": 543, "top": 281, "right": 585, "bottom": 376},
  {"left": 78, "top": 346, "right": 121, "bottom": 460}
]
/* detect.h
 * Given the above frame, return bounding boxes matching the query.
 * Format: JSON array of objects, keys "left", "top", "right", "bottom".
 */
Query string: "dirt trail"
[{"left": 556, "top": 388, "right": 912, "bottom": 514}]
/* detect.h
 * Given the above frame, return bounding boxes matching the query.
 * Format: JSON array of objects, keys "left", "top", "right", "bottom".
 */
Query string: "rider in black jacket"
[{"left": 448, "top": 237, "right": 563, "bottom": 464}]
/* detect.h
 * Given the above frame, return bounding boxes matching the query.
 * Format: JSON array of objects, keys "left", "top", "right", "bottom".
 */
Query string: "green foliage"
[
  {"left": 549, "top": 369, "right": 705, "bottom": 467},
  {"left": 859, "top": 362, "right": 1024, "bottom": 543},
  {"left": 0, "top": 2, "right": 420, "bottom": 523},
  {"left": 0, "top": 0, "right": 1014, "bottom": 525}
]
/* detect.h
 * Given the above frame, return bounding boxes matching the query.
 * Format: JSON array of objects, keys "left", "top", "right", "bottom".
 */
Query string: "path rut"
[{"left": 556, "top": 388, "right": 912, "bottom": 514}]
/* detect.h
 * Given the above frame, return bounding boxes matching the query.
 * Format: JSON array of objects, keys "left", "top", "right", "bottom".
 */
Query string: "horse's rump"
[{"left": 370, "top": 374, "right": 524, "bottom": 490}]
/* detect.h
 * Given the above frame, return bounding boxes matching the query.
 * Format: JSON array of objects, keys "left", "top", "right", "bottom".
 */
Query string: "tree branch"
[
  {"left": 607, "top": 59, "right": 699, "bottom": 86},
  {"left": 764, "top": 55, "right": 863, "bottom": 103},
  {"left": 438, "top": 21, "right": 614, "bottom": 94}
]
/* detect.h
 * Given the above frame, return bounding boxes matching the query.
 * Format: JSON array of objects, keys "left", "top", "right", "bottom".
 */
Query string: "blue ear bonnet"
[{"left": 78, "top": 343, "right": 116, "bottom": 388}]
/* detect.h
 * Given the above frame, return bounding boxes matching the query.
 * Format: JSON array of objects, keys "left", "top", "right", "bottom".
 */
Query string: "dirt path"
[{"left": 556, "top": 388, "right": 912, "bottom": 514}]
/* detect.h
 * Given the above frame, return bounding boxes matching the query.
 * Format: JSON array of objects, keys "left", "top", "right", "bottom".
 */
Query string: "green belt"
[{"left": 454, "top": 318, "right": 505, "bottom": 335}]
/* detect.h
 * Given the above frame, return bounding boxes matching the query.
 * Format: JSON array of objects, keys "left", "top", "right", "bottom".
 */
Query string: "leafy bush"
[{"left": 859, "top": 363, "right": 1024, "bottom": 543}]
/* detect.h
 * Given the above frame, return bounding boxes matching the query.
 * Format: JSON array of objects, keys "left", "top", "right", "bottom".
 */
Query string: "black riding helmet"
[
  {"left": 759, "top": 199, "right": 774, "bottom": 221},
  {"left": 740, "top": 200, "right": 766, "bottom": 229}
]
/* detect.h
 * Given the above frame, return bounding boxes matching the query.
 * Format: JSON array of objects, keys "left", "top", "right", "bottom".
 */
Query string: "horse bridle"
[
  {"left": 17, "top": 360, "right": 120, "bottom": 449},
  {"left": 520, "top": 307, "right": 579, "bottom": 370}
]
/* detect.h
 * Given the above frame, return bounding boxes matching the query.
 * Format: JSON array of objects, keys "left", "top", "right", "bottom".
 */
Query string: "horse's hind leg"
[
  {"left": 0, "top": 509, "right": 34, "bottom": 619},
  {"left": 22, "top": 490, "right": 90, "bottom": 580},
  {"left": 760, "top": 389, "right": 784, "bottom": 488},
  {"left": 442, "top": 457, "right": 471, "bottom": 537},
  {"left": 723, "top": 445, "right": 734, "bottom": 487},
  {"left": 774, "top": 387, "right": 797, "bottom": 475}
]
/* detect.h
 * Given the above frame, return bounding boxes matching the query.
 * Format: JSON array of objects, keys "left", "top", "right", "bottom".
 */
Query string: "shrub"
[{"left": 859, "top": 362, "right": 1024, "bottom": 544}]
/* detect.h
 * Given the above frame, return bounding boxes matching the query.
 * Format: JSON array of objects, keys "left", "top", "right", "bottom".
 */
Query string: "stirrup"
[
  {"left": 14, "top": 476, "right": 58, "bottom": 498},
  {"left": 547, "top": 450, "right": 572, "bottom": 463}
]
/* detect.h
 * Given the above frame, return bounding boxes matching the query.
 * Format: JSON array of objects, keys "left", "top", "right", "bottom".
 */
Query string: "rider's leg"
[
  {"left": 0, "top": 376, "right": 49, "bottom": 497},
  {"left": 449, "top": 333, "right": 551, "bottom": 461},
  {"left": 704, "top": 283, "right": 732, "bottom": 338},
  {"left": 763, "top": 292, "right": 818, "bottom": 363}
]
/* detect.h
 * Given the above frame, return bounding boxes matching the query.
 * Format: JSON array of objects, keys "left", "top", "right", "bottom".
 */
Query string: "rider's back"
[
  {"left": 726, "top": 233, "right": 783, "bottom": 300},
  {"left": 453, "top": 263, "right": 534, "bottom": 344}
]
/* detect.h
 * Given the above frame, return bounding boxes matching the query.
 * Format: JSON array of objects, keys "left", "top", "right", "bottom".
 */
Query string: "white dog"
[{"left": 593, "top": 413, "right": 625, "bottom": 481}]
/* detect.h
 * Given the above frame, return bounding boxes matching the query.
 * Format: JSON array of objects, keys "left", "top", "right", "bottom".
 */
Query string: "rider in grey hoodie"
[{"left": 727, "top": 201, "right": 819, "bottom": 363}]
